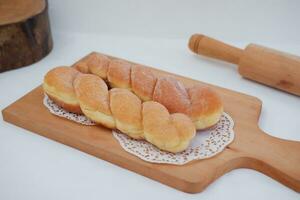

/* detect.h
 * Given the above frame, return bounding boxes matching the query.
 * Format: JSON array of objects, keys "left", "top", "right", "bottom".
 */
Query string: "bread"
[
  {"left": 73, "top": 73, "right": 115, "bottom": 128},
  {"left": 142, "top": 102, "right": 196, "bottom": 152},
  {"left": 43, "top": 66, "right": 82, "bottom": 114},
  {"left": 75, "top": 52, "right": 223, "bottom": 129},
  {"left": 110, "top": 88, "right": 144, "bottom": 138},
  {"left": 44, "top": 69, "right": 196, "bottom": 153}
]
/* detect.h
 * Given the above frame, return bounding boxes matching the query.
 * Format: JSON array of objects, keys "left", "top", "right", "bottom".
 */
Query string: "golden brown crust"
[
  {"left": 170, "top": 113, "right": 196, "bottom": 141},
  {"left": 142, "top": 101, "right": 196, "bottom": 153},
  {"left": 73, "top": 74, "right": 112, "bottom": 116},
  {"left": 43, "top": 66, "right": 81, "bottom": 113},
  {"left": 44, "top": 67, "right": 196, "bottom": 152},
  {"left": 72, "top": 73, "right": 195, "bottom": 152},
  {"left": 74, "top": 61, "right": 89, "bottom": 74},
  {"left": 110, "top": 88, "right": 143, "bottom": 139},
  {"left": 187, "top": 85, "right": 223, "bottom": 118},
  {"left": 87, "top": 53, "right": 110, "bottom": 79},
  {"left": 44, "top": 66, "right": 79, "bottom": 95},
  {"left": 63, "top": 53, "right": 224, "bottom": 130},
  {"left": 153, "top": 77, "right": 191, "bottom": 114},
  {"left": 73, "top": 74, "right": 116, "bottom": 128},
  {"left": 142, "top": 101, "right": 179, "bottom": 143},
  {"left": 131, "top": 65, "right": 157, "bottom": 101},
  {"left": 107, "top": 59, "right": 131, "bottom": 89},
  {"left": 187, "top": 85, "right": 223, "bottom": 129}
]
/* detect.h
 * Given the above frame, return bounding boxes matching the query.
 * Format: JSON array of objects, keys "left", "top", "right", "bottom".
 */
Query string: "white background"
[{"left": 0, "top": 0, "right": 300, "bottom": 199}]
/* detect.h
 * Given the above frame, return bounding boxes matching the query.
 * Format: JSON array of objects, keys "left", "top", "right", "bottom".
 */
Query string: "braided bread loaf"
[
  {"left": 43, "top": 67, "right": 196, "bottom": 153},
  {"left": 42, "top": 66, "right": 81, "bottom": 113},
  {"left": 74, "top": 53, "right": 223, "bottom": 130}
]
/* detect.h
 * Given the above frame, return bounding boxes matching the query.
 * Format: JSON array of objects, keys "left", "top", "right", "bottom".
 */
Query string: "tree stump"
[{"left": 0, "top": 0, "right": 53, "bottom": 72}]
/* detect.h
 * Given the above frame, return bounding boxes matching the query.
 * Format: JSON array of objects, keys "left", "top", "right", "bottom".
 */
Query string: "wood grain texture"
[
  {"left": 2, "top": 52, "right": 300, "bottom": 193},
  {"left": 188, "top": 34, "right": 300, "bottom": 96},
  {"left": 0, "top": 0, "right": 53, "bottom": 72},
  {"left": 239, "top": 44, "right": 300, "bottom": 96},
  {"left": 0, "top": 0, "right": 45, "bottom": 25},
  {"left": 188, "top": 34, "right": 243, "bottom": 64}
]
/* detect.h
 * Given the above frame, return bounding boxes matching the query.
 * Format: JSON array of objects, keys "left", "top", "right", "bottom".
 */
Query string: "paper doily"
[
  {"left": 43, "top": 94, "right": 235, "bottom": 165},
  {"left": 43, "top": 94, "right": 95, "bottom": 125}
]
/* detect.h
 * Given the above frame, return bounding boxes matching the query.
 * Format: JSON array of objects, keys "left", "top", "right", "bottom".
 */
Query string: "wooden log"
[{"left": 0, "top": 0, "right": 53, "bottom": 72}]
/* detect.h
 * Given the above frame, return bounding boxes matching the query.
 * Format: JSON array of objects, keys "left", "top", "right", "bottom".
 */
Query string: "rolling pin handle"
[{"left": 188, "top": 34, "right": 243, "bottom": 65}]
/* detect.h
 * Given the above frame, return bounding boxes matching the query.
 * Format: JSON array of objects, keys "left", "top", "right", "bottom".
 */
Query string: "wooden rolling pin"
[{"left": 188, "top": 34, "right": 300, "bottom": 96}]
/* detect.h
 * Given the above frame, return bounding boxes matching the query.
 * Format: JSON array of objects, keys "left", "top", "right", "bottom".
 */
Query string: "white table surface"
[{"left": 1, "top": 1, "right": 300, "bottom": 199}]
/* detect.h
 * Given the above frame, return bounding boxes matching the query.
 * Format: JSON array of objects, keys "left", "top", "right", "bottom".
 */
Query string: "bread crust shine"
[
  {"left": 43, "top": 53, "right": 224, "bottom": 152},
  {"left": 73, "top": 74, "right": 115, "bottom": 128},
  {"left": 75, "top": 53, "right": 223, "bottom": 130},
  {"left": 43, "top": 68, "right": 196, "bottom": 153},
  {"left": 43, "top": 66, "right": 82, "bottom": 114}
]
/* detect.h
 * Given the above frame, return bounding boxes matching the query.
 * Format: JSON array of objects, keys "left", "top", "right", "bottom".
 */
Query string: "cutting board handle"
[
  {"left": 241, "top": 128, "right": 300, "bottom": 191},
  {"left": 188, "top": 34, "right": 243, "bottom": 65}
]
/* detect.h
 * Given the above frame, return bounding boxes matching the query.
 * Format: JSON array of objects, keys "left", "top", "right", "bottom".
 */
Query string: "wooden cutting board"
[{"left": 2, "top": 52, "right": 300, "bottom": 193}]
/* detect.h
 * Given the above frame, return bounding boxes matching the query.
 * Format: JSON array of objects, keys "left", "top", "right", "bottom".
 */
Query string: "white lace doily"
[
  {"left": 43, "top": 94, "right": 95, "bottom": 125},
  {"left": 43, "top": 94, "right": 235, "bottom": 165}
]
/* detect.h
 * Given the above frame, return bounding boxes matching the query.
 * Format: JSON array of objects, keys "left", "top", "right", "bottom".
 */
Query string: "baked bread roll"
[
  {"left": 73, "top": 73, "right": 115, "bottom": 129},
  {"left": 43, "top": 66, "right": 82, "bottom": 114},
  {"left": 73, "top": 73, "right": 195, "bottom": 152},
  {"left": 43, "top": 68, "right": 196, "bottom": 153},
  {"left": 74, "top": 53, "right": 223, "bottom": 129}
]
